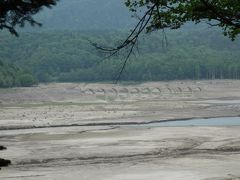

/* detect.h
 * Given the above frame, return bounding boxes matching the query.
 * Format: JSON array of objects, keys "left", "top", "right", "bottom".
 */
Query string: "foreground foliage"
[
  {"left": 125, "top": 0, "right": 240, "bottom": 40},
  {"left": 0, "top": 146, "right": 11, "bottom": 170},
  {"left": 0, "top": 0, "right": 57, "bottom": 36}
]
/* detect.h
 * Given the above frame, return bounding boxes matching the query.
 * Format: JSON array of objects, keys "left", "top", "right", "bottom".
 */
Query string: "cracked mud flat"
[{"left": 1, "top": 80, "right": 240, "bottom": 180}]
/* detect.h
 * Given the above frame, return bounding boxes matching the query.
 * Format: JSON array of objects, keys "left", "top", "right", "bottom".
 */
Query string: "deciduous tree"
[{"left": 0, "top": 0, "right": 58, "bottom": 36}]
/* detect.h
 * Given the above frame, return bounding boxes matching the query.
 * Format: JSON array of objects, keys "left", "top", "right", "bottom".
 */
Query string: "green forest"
[
  {"left": 0, "top": 29, "right": 240, "bottom": 87},
  {"left": 0, "top": 60, "right": 37, "bottom": 88}
]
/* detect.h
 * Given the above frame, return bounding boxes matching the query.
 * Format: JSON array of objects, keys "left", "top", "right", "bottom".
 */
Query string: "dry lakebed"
[{"left": 1, "top": 80, "right": 240, "bottom": 180}]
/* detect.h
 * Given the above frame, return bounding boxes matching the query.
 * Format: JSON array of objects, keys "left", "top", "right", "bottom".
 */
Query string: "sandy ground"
[{"left": 0, "top": 80, "right": 240, "bottom": 179}]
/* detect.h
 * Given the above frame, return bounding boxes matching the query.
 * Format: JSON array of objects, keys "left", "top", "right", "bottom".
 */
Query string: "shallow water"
[
  {"left": 202, "top": 100, "right": 240, "bottom": 104},
  {"left": 145, "top": 117, "right": 240, "bottom": 127}
]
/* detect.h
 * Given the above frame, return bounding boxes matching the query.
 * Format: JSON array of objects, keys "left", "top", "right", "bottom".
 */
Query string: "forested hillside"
[
  {"left": 0, "top": 29, "right": 239, "bottom": 85},
  {"left": 1, "top": 0, "right": 239, "bottom": 87},
  {"left": 0, "top": 60, "right": 38, "bottom": 87}
]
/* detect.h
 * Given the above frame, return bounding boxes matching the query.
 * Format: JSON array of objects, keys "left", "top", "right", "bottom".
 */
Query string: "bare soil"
[{"left": 0, "top": 80, "right": 240, "bottom": 180}]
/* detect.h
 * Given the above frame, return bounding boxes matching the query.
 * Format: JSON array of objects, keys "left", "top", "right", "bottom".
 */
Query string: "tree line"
[
  {"left": 0, "top": 60, "right": 37, "bottom": 88},
  {"left": 0, "top": 29, "right": 239, "bottom": 87}
]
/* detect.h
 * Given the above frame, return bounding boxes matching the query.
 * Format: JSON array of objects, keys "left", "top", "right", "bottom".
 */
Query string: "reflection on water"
[{"left": 146, "top": 117, "right": 240, "bottom": 127}]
